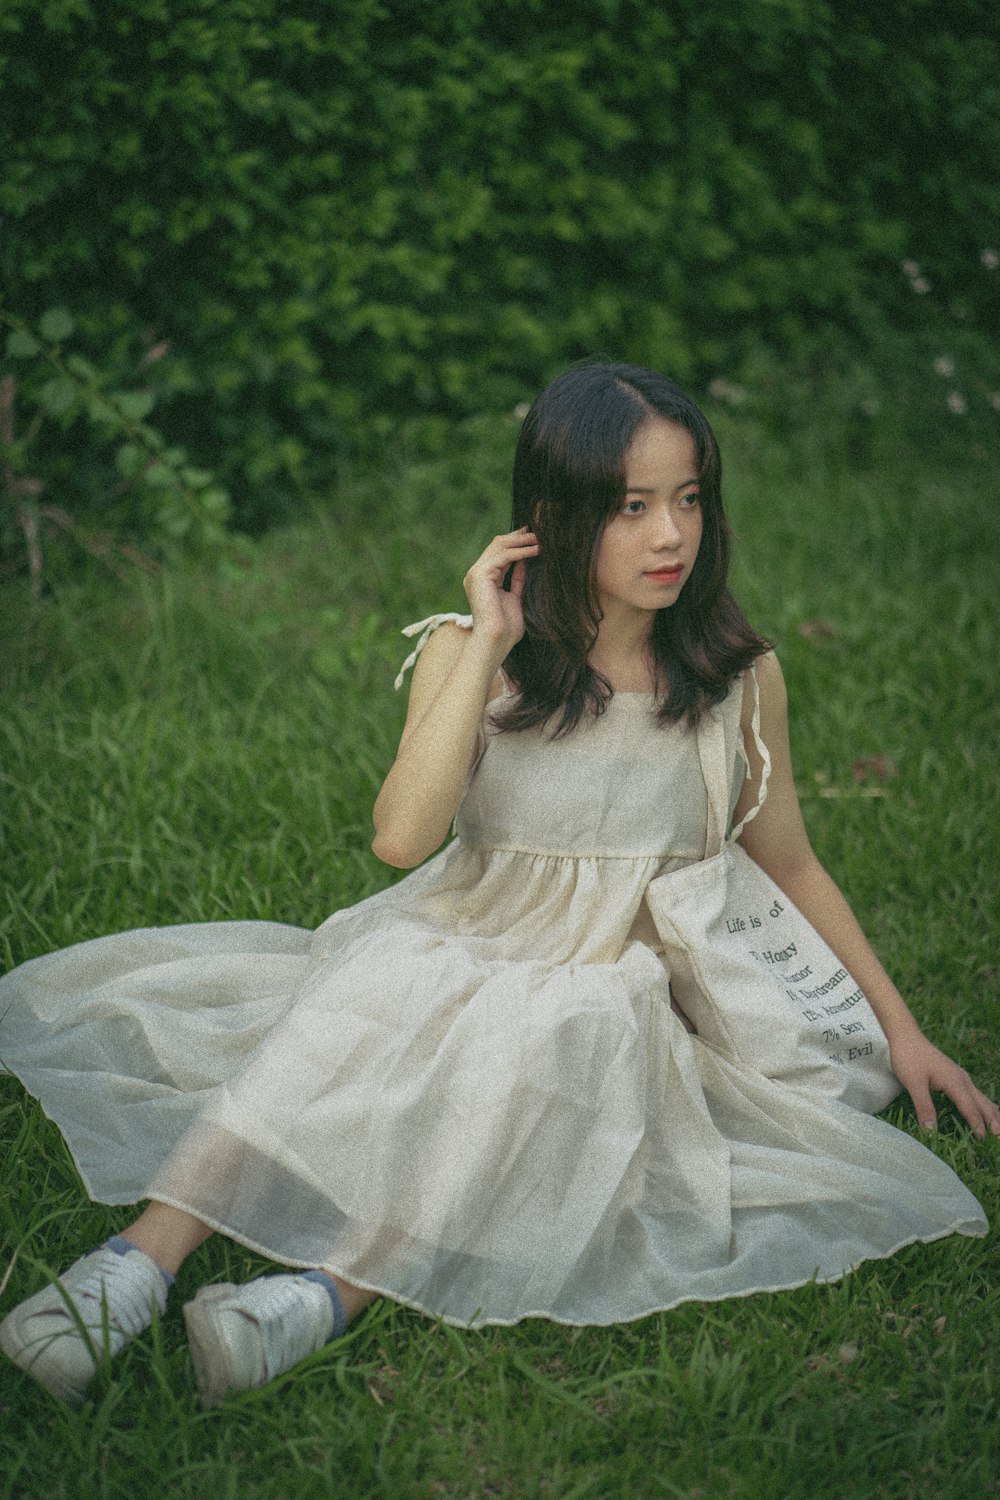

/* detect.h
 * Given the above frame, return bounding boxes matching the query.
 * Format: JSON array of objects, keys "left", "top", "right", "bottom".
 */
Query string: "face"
[{"left": 593, "top": 418, "right": 703, "bottom": 622}]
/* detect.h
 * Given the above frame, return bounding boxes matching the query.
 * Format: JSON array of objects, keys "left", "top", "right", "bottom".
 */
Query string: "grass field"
[{"left": 1, "top": 410, "right": 998, "bottom": 1499}]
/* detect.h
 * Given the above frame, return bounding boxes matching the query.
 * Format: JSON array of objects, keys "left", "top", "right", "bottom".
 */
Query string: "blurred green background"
[{"left": 1, "top": 0, "right": 998, "bottom": 562}]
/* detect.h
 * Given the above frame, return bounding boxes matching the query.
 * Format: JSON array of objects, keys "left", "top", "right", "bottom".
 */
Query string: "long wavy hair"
[{"left": 493, "top": 361, "right": 770, "bottom": 738}]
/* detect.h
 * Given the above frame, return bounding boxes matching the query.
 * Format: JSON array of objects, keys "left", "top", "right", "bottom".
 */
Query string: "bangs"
[
  {"left": 519, "top": 375, "right": 653, "bottom": 525},
  {"left": 499, "top": 360, "right": 762, "bottom": 739}
]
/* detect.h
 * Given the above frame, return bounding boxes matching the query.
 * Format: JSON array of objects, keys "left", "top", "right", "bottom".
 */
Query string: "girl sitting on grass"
[{"left": 1, "top": 362, "right": 995, "bottom": 1409}]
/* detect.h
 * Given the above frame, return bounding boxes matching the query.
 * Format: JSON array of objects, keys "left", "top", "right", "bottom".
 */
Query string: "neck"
[{"left": 588, "top": 604, "right": 658, "bottom": 690}]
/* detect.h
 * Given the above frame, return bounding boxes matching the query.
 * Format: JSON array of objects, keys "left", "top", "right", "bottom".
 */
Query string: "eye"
[
  {"left": 621, "top": 498, "right": 645, "bottom": 516},
  {"left": 679, "top": 491, "right": 701, "bottom": 508}
]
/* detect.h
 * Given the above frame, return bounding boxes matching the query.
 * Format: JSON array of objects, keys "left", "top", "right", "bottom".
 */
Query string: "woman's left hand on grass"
[{"left": 889, "top": 1030, "right": 1000, "bottom": 1140}]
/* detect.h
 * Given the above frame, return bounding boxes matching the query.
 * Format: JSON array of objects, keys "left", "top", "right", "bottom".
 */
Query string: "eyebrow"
[{"left": 625, "top": 479, "right": 701, "bottom": 495}]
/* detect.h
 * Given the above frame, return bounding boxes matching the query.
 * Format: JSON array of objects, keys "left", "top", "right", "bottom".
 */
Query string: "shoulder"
[
  {"left": 739, "top": 650, "right": 787, "bottom": 730},
  {"left": 404, "top": 619, "right": 506, "bottom": 717},
  {"left": 412, "top": 618, "right": 472, "bottom": 670},
  {"left": 405, "top": 619, "right": 474, "bottom": 705},
  {"left": 752, "top": 648, "right": 785, "bottom": 694}
]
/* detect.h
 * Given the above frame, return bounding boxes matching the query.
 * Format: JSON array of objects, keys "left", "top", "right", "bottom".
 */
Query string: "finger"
[
  {"left": 466, "top": 541, "right": 537, "bottom": 588},
  {"left": 494, "top": 529, "right": 537, "bottom": 546},
  {"left": 907, "top": 1081, "right": 937, "bottom": 1132},
  {"left": 962, "top": 1085, "right": 1000, "bottom": 1140},
  {"left": 955, "top": 1093, "right": 986, "bottom": 1139},
  {"left": 936, "top": 1071, "right": 998, "bottom": 1140},
  {"left": 475, "top": 535, "right": 538, "bottom": 569},
  {"left": 508, "top": 558, "right": 526, "bottom": 598}
]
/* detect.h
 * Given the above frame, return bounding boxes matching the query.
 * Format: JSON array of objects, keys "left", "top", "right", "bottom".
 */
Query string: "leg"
[
  {"left": 119, "top": 1209, "right": 378, "bottom": 1323},
  {"left": 121, "top": 1203, "right": 378, "bottom": 1324},
  {"left": 319, "top": 1268, "right": 379, "bottom": 1324},
  {"left": 119, "top": 1200, "right": 214, "bottom": 1275}
]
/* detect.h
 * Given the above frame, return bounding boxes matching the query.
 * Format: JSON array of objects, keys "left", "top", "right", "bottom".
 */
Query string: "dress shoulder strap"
[
  {"left": 393, "top": 612, "right": 474, "bottom": 690},
  {"left": 696, "top": 665, "right": 773, "bottom": 858},
  {"left": 729, "top": 663, "right": 771, "bottom": 842}
]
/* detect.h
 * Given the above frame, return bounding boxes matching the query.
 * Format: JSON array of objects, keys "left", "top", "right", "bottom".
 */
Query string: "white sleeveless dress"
[{"left": 0, "top": 614, "right": 986, "bottom": 1327}]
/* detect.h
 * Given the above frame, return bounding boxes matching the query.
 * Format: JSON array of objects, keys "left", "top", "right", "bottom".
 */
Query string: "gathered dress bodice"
[{"left": 364, "top": 679, "right": 750, "bottom": 969}]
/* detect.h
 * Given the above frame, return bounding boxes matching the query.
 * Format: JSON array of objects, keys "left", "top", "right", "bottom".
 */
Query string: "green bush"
[
  {"left": 0, "top": 306, "right": 230, "bottom": 585},
  {"left": 1, "top": 0, "right": 998, "bottom": 534}
]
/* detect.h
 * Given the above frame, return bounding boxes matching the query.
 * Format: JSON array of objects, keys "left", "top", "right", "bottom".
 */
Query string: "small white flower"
[
  {"left": 989, "top": 393, "right": 1000, "bottom": 412},
  {"left": 981, "top": 248, "right": 999, "bottom": 270},
  {"left": 911, "top": 276, "right": 931, "bottom": 294},
  {"left": 946, "top": 391, "right": 967, "bottom": 415},
  {"left": 933, "top": 356, "right": 955, "bottom": 377},
  {"left": 513, "top": 402, "right": 531, "bottom": 420},
  {"left": 902, "top": 259, "right": 921, "bottom": 278}
]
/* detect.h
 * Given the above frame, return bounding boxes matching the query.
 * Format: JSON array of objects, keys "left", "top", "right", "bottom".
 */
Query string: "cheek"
[{"left": 593, "top": 524, "right": 621, "bottom": 580}]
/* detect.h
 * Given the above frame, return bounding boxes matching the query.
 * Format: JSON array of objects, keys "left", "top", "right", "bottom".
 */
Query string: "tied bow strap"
[
  {"left": 394, "top": 613, "right": 474, "bottom": 690},
  {"left": 729, "top": 663, "right": 772, "bottom": 841}
]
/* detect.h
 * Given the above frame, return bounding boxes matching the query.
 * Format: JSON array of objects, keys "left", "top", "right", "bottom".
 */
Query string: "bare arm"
[
  {"left": 371, "top": 527, "right": 539, "bottom": 868},
  {"left": 733, "top": 652, "right": 999, "bottom": 1139}
]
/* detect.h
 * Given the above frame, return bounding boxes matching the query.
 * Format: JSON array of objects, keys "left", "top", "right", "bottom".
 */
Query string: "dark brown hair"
[{"left": 494, "top": 361, "right": 769, "bottom": 737}]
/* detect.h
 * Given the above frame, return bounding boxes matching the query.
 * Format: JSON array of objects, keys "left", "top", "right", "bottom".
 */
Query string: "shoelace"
[
  {"left": 67, "top": 1252, "right": 162, "bottom": 1340},
  {"left": 242, "top": 1278, "right": 332, "bottom": 1378}
]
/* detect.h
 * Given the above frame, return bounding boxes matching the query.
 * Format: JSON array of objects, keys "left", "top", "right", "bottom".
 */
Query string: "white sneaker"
[
  {"left": 0, "top": 1244, "right": 169, "bottom": 1405},
  {"left": 183, "top": 1273, "right": 343, "bottom": 1408}
]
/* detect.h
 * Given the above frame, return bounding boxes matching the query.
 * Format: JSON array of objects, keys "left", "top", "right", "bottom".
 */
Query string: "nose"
[{"left": 653, "top": 502, "right": 683, "bottom": 549}]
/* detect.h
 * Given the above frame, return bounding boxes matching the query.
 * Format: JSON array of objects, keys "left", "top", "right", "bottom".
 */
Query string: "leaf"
[
  {"left": 5, "top": 328, "right": 41, "bottom": 358},
  {"left": 180, "top": 466, "right": 212, "bottom": 488},
  {"left": 39, "top": 307, "right": 75, "bottom": 342},
  {"left": 851, "top": 756, "right": 897, "bottom": 784},
  {"left": 158, "top": 505, "right": 192, "bottom": 537},
  {"left": 798, "top": 618, "right": 840, "bottom": 641},
  {"left": 199, "top": 486, "right": 229, "bottom": 518},
  {"left": 115, "top": 442, "right": 147, "bottom": 479},
  {"left": 87, "top": 396, "right": 118, "bottom": 425},
  {"left": 39, "top": 377, "right": 78, "bottom": 417},
  {"left": 66, "top": 354, "right": 97, "bottom": 381},
  {"left": 144, "top": 463, "right": 174, "bottom": 489},
  {"left": 115, "top": 390, "right": 155, "bottom": 422}
]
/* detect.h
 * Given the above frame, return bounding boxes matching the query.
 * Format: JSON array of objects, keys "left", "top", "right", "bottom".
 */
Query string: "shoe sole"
[
  {"left": 0, "top": 1306, "right": 91, "bottom": 1406},
  {"left": 183, "top": 1285, "right": 247, "bottom": 1409}
]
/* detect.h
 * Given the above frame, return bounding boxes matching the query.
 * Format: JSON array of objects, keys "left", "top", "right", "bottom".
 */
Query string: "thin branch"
[
  {"left": 14, "top": 502, "right": 43, "bottom": 597},
  {"left": 0, "top": 374, "right": 14, "bottom": 446},
  {"left": 38, "top": 504, "right": 159, "bottom": 578}
]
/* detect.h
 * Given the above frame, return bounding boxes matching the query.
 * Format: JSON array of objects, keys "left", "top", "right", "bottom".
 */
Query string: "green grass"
[{"left": 1, "top": 411, "right": 998, "bottom": 1499}]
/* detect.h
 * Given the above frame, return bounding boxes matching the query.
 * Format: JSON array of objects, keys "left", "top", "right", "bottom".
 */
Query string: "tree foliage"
[
  {"left": 1, "top": 0, "right": 997, "bottom": 531},
  {"left": 1, "top": 305, "right": 231, "bottom": 586}
]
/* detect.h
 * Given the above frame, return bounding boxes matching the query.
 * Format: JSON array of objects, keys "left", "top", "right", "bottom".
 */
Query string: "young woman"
[{"left": 1, "top": 362, "right": 994, "bottom": 1408}]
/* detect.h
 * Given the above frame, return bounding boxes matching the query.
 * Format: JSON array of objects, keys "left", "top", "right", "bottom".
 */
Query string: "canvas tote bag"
[{"left": 646, "top": 671, "right": 900, "bottom": 1114}]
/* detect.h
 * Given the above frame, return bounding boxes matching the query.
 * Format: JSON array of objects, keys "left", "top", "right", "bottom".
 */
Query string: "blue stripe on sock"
[
  {"left": 105, "top": 1234, "right": 175, "bottom": 1289},
  {"left": 300, "top": 1269, "right": 347, "bottom": 1339}
]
